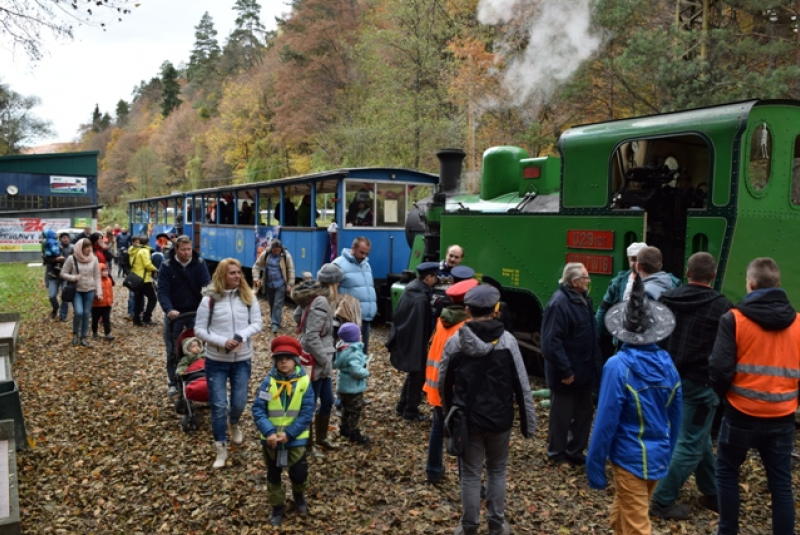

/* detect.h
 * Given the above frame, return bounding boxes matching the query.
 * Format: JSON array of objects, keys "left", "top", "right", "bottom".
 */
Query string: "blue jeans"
[
  {"left": 47, "top": 278, "right": 69, "bottom": 319},
  {"left": 127, "top": 289, "right": 135, "bottom": 316},
  {"left": 164, "top": 315, "right": 196, "bottom": 387},
  {"left": 312, "top": 377, "right": 334, "bottom": 416},
  {"left": 205, "top": 358, "right": 252, "bottom": 443},
  {"left": 716, "top": 416, "right": 795, "bottom": 534},
  {"left": 652, "top": 378, "right": 718, "bottom": 506},
  {"left": 265, "top": 285, "right": 286, "bottom": 331},
  {"left": 426, "top": 406, "right": 445, "bottom": 482},
  {"left": 72, "top": 291, "right": 95, "bottom": 337}
]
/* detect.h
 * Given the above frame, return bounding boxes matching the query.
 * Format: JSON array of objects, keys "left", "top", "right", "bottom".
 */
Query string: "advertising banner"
[
  {"left": 50, "top": 176, "right": 87, "bottom": 194},
  {"left": 0, "top": 218, "right": 71, "bottom": 252}
]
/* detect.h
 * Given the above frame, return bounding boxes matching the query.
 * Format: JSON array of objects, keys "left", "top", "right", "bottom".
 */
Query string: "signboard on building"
[
  {"left": 50, "top": 176, "right": 87, "bottom": 194},
  {"left": 0, "top": 218, "right": 71, "bottom": 252}
]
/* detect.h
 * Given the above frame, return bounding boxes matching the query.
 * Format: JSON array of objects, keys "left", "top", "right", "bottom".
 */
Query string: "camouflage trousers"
[{"left": 339, "top": 392, "right": 364, "bottom": 432}]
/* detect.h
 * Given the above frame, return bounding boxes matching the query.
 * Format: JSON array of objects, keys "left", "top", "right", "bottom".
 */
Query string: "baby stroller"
[{"left": 169, "top": 312, "right": 208, "bottom": 433}]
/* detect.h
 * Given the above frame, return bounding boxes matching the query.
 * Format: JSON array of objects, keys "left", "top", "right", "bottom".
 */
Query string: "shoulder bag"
[
  {"left": 123, "top": 251, "right": 144, "bottom": 292},
  {"left": 61, "top": 257, "right": 79, "bottom": 303}
]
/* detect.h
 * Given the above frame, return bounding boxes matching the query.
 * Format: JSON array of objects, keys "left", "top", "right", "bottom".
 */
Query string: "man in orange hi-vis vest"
[
  {"left": 709, "top": 257, "right": 800, "bottom": 535},
  {"left": 423, "top": 278, "right": 478, "bottom": 484}
]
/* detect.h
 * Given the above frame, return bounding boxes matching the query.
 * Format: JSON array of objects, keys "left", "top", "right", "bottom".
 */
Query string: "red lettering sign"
[
  {"left": 566, "top": 253, "right": 614, "bottom": 275},
  {"left": 523, "top": 166, "right": 541, "bottom": 179},
  {"left": 567, "top": 229, "right": 614, "bottom": 250}
]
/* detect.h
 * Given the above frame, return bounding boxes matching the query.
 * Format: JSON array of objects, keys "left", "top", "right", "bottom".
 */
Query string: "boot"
[
  {"left": 488, "top": 519, "right": 510, "bottom": 535},
  {"left": 339, "top": 424, "right": 351, "bottom": 440},
  {"left": 229, "top": 423, "right": 243, "bottom": 445},
  {"left": 454, "top": 525, "right": 479, "bottom": 535},
  {"left": 306, "top": 420, "right": 324, "bottom": 458},
  {"left": 269, "top": 505, "right": 285, "bottom": 526},
  {"left": 212, "top": 441, "right": 227, "bottom": 469},
  {"left": 80, "top": 337, "right": 90, "bottom": 347},
  {"left": 293, "top": 493, "right": 308, "bottom": 515},
  {"left": 72, "top": 334, "right": 79, "bottom": 346},
  {"left": 316, "top": 414, "right": 339, "bottom": 451},
  {"left": 349, "top": 429, "right": 370, "bottom": 445}
]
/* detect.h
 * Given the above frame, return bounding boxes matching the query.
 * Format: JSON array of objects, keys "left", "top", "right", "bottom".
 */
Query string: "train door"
[{"left": 611, "top": 134, "right": 711, "bottom": 278}]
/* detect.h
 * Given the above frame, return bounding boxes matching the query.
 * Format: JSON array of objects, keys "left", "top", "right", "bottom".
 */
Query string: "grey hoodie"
[{"left": 642, "top": 271, "right": 676, "bottom": 300}]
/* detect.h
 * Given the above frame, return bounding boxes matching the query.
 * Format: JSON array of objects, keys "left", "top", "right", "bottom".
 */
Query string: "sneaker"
[
  {"left": 271, "top": 326, "right": 279, "bottom": 334},
  {"left": 104, "top": 334, "right": 115, "bottom": 341},
  {"left": 60, "top": 316, "right": 68, "bottom": 322},
  {"left": 72, "top": 334, "right": 79, "bottom": 346},
  {"left": 649, "top": 501, "right": 690, "bottom": 520},
  {"left": 167, "top": 385, "right": 179, "bottom": 399},
  {"left": 80, "top": 337, "right": 90, "bottom": 347},
  {"left": 92, "top": 333, "right": 99, "bottom": 339}
]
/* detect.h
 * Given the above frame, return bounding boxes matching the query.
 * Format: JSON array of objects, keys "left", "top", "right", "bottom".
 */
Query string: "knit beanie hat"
[
  {"left": 317, "top": 263, "right": 344, "bottom": 284},
  {"left": 338, "top": 322, "right": 361, "bottom": 343}
]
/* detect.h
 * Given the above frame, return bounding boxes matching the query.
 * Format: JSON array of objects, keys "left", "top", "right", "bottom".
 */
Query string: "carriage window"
[
  {"left": 408, "top": 184, "right": 433, "bottom": 205},
  {"left": 377, "top": 183, "right": 406, "bottom": 227},
  {"left": 792, "top": 135, "right": 800, "bottom": 205},
  {"left": 748, "top": 123, "right": 772, "bottom": 192},
  {"left": 345, "top": 182, "right": 375, "bottom": 227}
]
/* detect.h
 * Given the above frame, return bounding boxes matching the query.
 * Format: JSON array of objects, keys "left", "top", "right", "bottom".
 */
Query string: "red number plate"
[
  {"left": 566, "top": 253, "right": 614, "bottom": 275},
  {"left": 567, "top": 230, "right": 614, "bottom": 250}
]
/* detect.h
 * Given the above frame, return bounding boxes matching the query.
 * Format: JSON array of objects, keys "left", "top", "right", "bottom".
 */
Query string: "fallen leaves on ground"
[{"left": 12, "top": 281, "right": 798, "bottom": 533}]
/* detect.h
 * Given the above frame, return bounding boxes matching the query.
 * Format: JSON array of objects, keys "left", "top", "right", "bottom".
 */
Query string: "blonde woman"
[{"left": 195, "top": 258, "right": 263, "bottom": 469}]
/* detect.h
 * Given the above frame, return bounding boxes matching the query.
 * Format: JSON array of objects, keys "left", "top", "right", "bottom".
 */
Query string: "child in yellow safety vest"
[{"left": 252, "top": 336, "right": 316, "bottom": 527}]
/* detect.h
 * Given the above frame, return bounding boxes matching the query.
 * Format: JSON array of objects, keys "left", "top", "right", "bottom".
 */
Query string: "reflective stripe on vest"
[
  {"left": 261, "top": 371, "right": 311, "bottom": 440},
  {"left": 727, "top": 309, "right": 800, "bottom": 418},
  {"left": 424, "top": 318, "right": 466, "bottom": 407}
]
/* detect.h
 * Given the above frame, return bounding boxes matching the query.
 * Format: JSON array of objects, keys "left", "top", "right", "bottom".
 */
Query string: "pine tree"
[
  {"left": 116, "top": 100, "right": 130, "bottom": 127},
  {"left": 91, "top": 104, "right": 102, "bottom": 133},
  {"left": 100, "top": 113, "right": 112, "bottom": 131},
  {"left": 188, "top": 12, "right": 221, "bottom": 85},
  {"left": 223, "top": 0, "right": 267, "bottom": 73},
  {"left": 160, "top": 61, "right": 182, "bottom": 118}
]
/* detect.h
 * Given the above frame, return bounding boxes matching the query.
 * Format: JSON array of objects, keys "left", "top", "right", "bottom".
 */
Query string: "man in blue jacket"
[
  {"left": 587, "top": 272, "right": 681, "bottom": 534},
  {"left": 157, "top": 235, "right": 211, "bottom": 397},
  {"left": 541, "top": 262, "right": 602, "bottom": 465},
  {"left": 333, "top": 237, "right": 376, "bottom": 352}
]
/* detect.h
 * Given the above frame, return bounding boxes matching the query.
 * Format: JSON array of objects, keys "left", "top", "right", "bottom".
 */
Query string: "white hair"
[{"left": 559, "top": 262, "right": 585, "bottom": 285}]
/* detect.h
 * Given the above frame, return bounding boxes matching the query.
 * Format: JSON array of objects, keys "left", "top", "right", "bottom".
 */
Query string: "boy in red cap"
[
  {"left": 423, "top": 278, "right": 478, "bottom": 484},
  {"left": 252, "top": 336, "right": 316, "bottom": 527}
]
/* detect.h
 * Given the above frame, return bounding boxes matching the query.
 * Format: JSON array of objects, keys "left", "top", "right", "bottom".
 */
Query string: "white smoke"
[{"left": 478, "top": 0, "right": 602, "bottom": 105}]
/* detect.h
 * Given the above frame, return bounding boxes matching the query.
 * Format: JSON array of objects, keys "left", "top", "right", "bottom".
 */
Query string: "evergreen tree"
[
  {"left": 160, "top": 61, "right": 182, "bottom": 117},
  {"left": 100, "top": 112, "right": 112, "bottom": 131},
  {"left": 91, "top": 104, "right": 102, "bottom": 132},
  {"left": 116, "top": 99, "right": 130, "bottom": 127},
  {"left": 188, "top": 12, "right": 221, "bottom": 85},
  {"left": 223, "top": 0, "right": 267, "bottom": 73}
]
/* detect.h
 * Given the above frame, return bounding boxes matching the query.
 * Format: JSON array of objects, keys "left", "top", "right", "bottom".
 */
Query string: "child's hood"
[{"left": 181, "top": 336, "right": 204, "bottom": 356}]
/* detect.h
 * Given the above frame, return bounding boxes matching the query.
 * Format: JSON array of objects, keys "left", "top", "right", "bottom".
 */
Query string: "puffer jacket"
[
  {"left": 333, "top": 340, "right": 370, "bottom": 394},
  {"left": 194, "top": 287, "right": 263, "bottom": 362},
  {"left": 129, "top": 243, "right": 157, "bottom": 283},
  {"left": 60, "top": 238, "right": 102, "bottom": 299},
  {"left": 586, "top": 343, "right": 682, "bottom": 489},
  {"left": 438, "top": 320, "right": 537, "bottom": 437},
  {"left": 333, "top": 248, "right": 377, "bottom": 321},
  {"left": 92, "top": 268, "right": 114, "bottom": 307},
  {"left": 291, "top": 282, "right": 334, "bottom": 380}
]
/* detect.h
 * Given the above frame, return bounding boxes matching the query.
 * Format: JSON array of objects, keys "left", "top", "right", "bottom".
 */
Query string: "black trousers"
[
  {"left": 134, "top": 281, "right": 157, "bottom": 323},
  {"left": 546, "top": 388, "right": 594, "bottom": 461},
  {"left": 396, "top": 371, "right": 426, "bottom": 419},
  {"left": 91, "top": 306, "right": 112, "bottom": 335}
]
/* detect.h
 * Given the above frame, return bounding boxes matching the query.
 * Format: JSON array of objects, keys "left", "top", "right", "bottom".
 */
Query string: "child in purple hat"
[{"left": 333, "top": 322, "right": 371, "bottom": 444}]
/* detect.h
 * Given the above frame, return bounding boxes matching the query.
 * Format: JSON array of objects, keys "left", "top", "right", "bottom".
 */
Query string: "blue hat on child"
[{"left": 338, "top": 322, "right": 361, "bottom": 343}]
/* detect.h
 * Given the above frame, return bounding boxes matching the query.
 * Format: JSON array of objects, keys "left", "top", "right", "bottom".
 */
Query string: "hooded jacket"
[
  {"left": 541, "top": 284, "right": 602, "bottom": 393},
  {"left": 61, "top": 238, "right": 102, "bottom": 299},
  {"left": 438, "top": 321, "right": 537, "bottom": 437},
  {"left": 709, "top": 288, "right": 800, "bottom": 423},
  {"left": 586, "top": 343, "right": 682, "bottom": 489},
  {"left": 252, "top": 364, "right": 316, "bottom": 449},
  {"left": 333, "top": 248, "right": 377, "bottom": 321},
  {"left": 41, "top": 229, "right": 60, "bottom": 258},
  {"left": 92, "top": 264, "right": 115, "bottom": 307},
  {"left": 291, "top": 282, "right": 334, "bottom": 379},
  {"left": 333, "top": 340, "right": 370, "bottom": 394},
  {"left": 157, "top": 247, "right": 211, "bottom": 314},
  {"left": 129, "top": 243, "right": 157, "bottom": 283},
  {"left": 658, "top": 283, "right": 733, "bottom": 385},
  {"left": 642, "top": 271, "right": 678, "bottom": 300},
  {"left": 387, "top": 278, "right": 433, "bottom": 373},
  {"left": 194, "top": 287, "right": 263, "bottom": 363}
]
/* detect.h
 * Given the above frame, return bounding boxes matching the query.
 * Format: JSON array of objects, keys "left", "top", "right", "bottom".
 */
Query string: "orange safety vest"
[
  {"left": 423, "top": 317, "right": 466, "bottom": 407},
  {"left": 727, "top": 309, "right": 800, "bottom": 418}
]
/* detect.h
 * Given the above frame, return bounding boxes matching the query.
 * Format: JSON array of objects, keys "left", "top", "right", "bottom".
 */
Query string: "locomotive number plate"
[
  {"left": 566, "top": 253, "right": 613, "bottom": 275},
  {"left": 566, "top": 230, "right": 614, "bottom": 250}
]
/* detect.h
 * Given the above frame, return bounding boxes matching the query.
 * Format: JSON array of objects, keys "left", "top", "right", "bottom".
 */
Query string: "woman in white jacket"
[
  {"left": 195, "top": 258, "right": 263, "bottom": 469},
  {"left": 61, "top": 238, "right": 102, "bottom": 347}
]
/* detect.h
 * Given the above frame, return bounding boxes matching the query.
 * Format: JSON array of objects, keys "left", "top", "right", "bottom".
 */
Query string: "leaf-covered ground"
[{"left": 12, "top": 279, "right": 798, "bottom": 534}]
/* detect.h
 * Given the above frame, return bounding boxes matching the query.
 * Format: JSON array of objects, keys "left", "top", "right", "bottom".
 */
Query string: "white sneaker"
[
  {"left": 230, "top": 423, "right": 243, "bottom": 445},
  {"left": 212, "top": 441, "right": 227, "bottom": 469}
]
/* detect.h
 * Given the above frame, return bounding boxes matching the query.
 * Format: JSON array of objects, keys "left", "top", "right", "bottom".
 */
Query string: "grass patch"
[{"left": 0, "top": 263, "right": 48, "bottom": 323}]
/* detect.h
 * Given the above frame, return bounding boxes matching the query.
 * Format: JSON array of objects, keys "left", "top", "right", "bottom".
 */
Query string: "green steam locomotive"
[{"left": 408, "top": 99, "right": 800, "bottom": 370}]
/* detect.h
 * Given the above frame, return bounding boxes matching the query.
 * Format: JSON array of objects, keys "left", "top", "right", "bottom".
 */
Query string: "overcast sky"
[{"left": 2, "top": 0, "right": 287, "bottom": 145}]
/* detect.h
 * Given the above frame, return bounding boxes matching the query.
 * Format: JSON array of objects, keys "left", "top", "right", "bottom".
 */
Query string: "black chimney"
[{"left": 436, "top": 148, "right": 466, "bottom": 193}]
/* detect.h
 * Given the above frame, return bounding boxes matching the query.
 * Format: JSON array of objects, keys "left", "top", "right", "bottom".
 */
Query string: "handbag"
[
  {"left": 123, "top": 271, "right": 144, "bottom": 292},
  {"left": 61, "top": 257, "right": 79, "bottom": 303}
]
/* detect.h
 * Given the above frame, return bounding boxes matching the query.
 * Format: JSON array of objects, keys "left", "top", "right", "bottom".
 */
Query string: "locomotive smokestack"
[{"left": 436, "top": 148, "right": 466, "bottom": 193}]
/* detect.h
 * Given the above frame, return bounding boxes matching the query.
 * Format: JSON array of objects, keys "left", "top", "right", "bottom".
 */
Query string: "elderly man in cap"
[
  {"left": 438, "top": 284, "right": 536, "bottom": 535},
  {"left": 541, "top": 262, "right": 602, "bottom": 465},
  {"left": 424, "top": 277, "right": 478, "bottom": 484},
  {"left": 587, "top": 272, "right": 681, "bottom": 535},
  {"left": 595, "top": 241, "right": 647, "bottom": 335},
  {"left": 387, "top": 261, "right": 439, "bottom": 422},
  {"left": 252, "top": 239, "right": 296, "bottom": 333}
]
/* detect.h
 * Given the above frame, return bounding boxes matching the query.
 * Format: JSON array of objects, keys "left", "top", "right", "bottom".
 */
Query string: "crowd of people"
[{"left": 40, "top": 226, "right": 800, "bottom": 534}]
